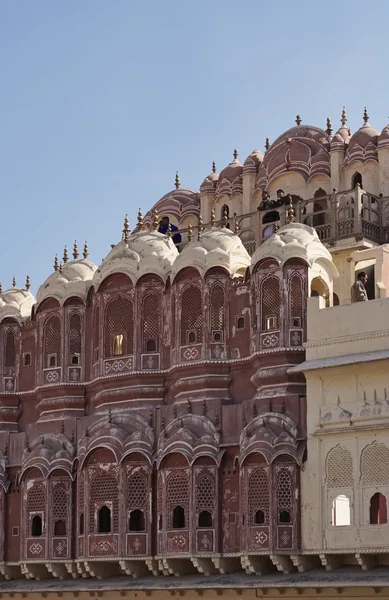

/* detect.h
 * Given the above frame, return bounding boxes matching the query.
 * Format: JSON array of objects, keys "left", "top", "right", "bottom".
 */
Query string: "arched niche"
[
  {"left": 35, "top": 297, "right": 61, "bottom": 315},
  {"left": 310, "top": 276, "right": 330, "bottom": 307},
  {"left": 84, "top": 447, "right": 117, "bottom": 466},
  {"left": 63, "top": 296, "right": 85, "bottom": 307},
  {"left": 98, "top": 272, "right": 134, "bottom": 293}
]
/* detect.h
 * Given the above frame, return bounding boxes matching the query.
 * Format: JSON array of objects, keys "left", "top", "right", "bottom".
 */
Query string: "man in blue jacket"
[{"left": 158, "top": 216, "right": 182, "bottom": 247}]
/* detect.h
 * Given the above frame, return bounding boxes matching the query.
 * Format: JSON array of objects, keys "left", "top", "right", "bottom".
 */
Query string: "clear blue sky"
[{"left": 1, "top": 0, "right": 389, "bottom": 293}]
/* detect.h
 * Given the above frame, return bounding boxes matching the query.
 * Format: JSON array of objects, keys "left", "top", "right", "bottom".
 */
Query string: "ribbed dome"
[
  {"left": 218, "top": 151, "right": 243, "bottom": 184},
  {"left": 94, "top": 228, "right": 179, "bottom": 287},
  {"left": 171, "top": 226, "right": 250, "bottom": 279},
  {"left": 200, "top": 163, "right": 219, "bottom": 193},
  {"left": 378, "top": 124, "right": 389, "bottom": 148},
  {"left": 348, "top": 123, "right": 379, "bottom": 151},
  {"left": 243, "top": 150, "right": 263, "bottom": 175},
  {"left": 37, "top": 258, "right": 97, "bottom": 305},
  {"left": 0, "top": 287, "right": 35, "bottom": 323}
]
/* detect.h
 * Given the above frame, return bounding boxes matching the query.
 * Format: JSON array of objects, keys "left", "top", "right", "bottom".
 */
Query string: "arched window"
[
  {"left": 142, "top": 293, "right": 160, "bottom": 353},
  {"left": 331, "top": 494, "right": 351, "bottom": 526},
  {"left": 104, "top": 296, "right": 134, "bottom": 358},
  {"left": 129, "top": 509, "right": 145, "bottom": 532},
  {"left": 370, "top": 493, "right": 387, "bottom": 525},
  {"left": 221, "top": 204, "right": 229, "bottom": 219},
  {"left": 54, "top": 519, "right": 66, "bottom": 536},
  {"left": 4, "top": 330, "right": 16, "bottom": 369},
  {"left": 24, "top": 353, "right": 31, "bottom": 366},
  {"left": 44, "top": 315, "right": 61, "bottom": 367},
  {"left": 90, "top": 471, "right": 119, "bottom": 534},
  {"left": 31, "top": 515, "right": 42, "bottom": 537},
  {"left": 237, "top": 316, "right": 245, "bottom": 329},
  {"left": 210, "top": 284, "right": 225, "bottom": 341},
  {"left": 79, "top": 513, "right": 84, "bottom": 535},
  {"left": 181, "top": 285, "right": 202, "bottom": 346},
  {"left": 352, "top": 172, "right": 363, "bottom": 188},
  {"left": 172, "top": 505, "right": 185, "bottom": 529},
  {"left": 69, "top": 312, "right": 82, "bottom": 365},
  {"left": 333, "top": 293, "right": 340, "bottom": 306},
  {"left": 261, "top": 276, "right": 280, "bottom": 331},
  {"left": 277, "top": 469, "right": 293, "bottom": 524},
  {"left": 198, "top": 510, "right": 213, "bottom": 528},
  {"left": 93, "top": 305, "right": 100, "bottom": 362},
  {"left": 98, "top": 505, "right": 111, "bottom": 533},
  {"left": 290, "top": 274, "right": 303, "bottom": 327},
  {"left": 249, "top": 468, "right": 269, "bottom": 526},
  {"left": 254, "top": 509, "right": 265, "bottom": 524}
]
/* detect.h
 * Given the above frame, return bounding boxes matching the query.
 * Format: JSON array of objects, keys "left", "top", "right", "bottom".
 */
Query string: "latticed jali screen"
[
  {"left": 127, "top": 472, "right": 148, "bottom": 509},
  {"left": 89, "top": 471, "right": 119, "bottom": 533},
  {"left": 104, "top": 296, "right": 134, "bottom": 357},
  {"left": 210, "top": 285, "right": 225, "bottom": 332},
  {"left": 142, "top": 294, "right": 160, "bottom": 351},
  {"left": 52, "top": 485, "right": 68, "bottom": 531},
  {"left": 248, "top": 468, "right": 269, "bottom": 525},
  {"left": 44, "top": 315, "right": 61, "bottom": 366},
  {"left": 196, "top": 474, "right": 215, "bottom": 510},
  {"left": 326, "top": 445, "right": 354, "bottom": 488},
  {"left": 4, "top": 329, "right": 16, "bottom": 368},
  {"left": 69, "top": 313, "right": 82, "bottom": 358},
  {"left": 261, "top": 276, "right": 280, "bottom": 329},
  {"left": 277, "top": 469, "right": 293, "bottom": 517},
  {"left": 361, "top": 443, "right": 389, "bottom": 485},
  {"left": 290, "top": 274, "right": 303, "bottom": 322},
  {"left": 181, "top": 286, "right": 203, "bottom": 345}
]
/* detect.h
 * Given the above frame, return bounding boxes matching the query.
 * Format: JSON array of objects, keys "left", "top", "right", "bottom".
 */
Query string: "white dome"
[
  {"left": 251, "top": 222, "right": 338, "bottom": 277},
  {"left": 171, "top": 226, "right": 250, "bottom": 279},
  {"left": 93, "top": 229, "right": 179, "bottom": 288},
  {"left": 36, "top": 259, "right": 97, "bottom": 305},
  {"left": 0, "top": 288, "right": 35, "bottom": 323}
]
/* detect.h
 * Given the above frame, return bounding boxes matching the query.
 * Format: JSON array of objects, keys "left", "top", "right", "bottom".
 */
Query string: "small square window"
[
  {"left": 23, "top": 353, "right": 31, "bottom": 366},
  {"left": 292, "top": 317, "right": 301, "bottom": 328},
  {"left": 212, "top": 330, "right": 223, "bottom": 342},
  {"left": 48, "top": 354, "right": 57, "bottom": 368},
  {"left": 12, "top": 526, "right": 19, "bottom": 536},
  {"left": 237, "top": 316, "right": 245, "bottom": 329},
  {"left": 187, "top": 330, "right": 196, "bottom": 344}
]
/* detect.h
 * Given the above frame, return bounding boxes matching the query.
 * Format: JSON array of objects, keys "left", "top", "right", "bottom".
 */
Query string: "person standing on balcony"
[
  {"left": 351, "top": 272, "right": 368, "bottom": 303},
  {"left": 158, "top": 216, "right": 182, "bottom": 246}
]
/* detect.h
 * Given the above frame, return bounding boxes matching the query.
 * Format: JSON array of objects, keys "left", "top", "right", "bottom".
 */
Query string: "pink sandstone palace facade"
[{"left": 1, "top": 110, "right": 389, "bottom": 597}]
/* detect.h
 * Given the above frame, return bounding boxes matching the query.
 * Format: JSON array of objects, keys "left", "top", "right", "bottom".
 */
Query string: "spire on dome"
[
  {"left": 187, "top": 222, "right": 193, "bottom": 242},
  {"left": 0, "top": 283, "right": 2, "bottom": 294},
  {"left": 123, "top": 215, "right": 130, "bottom": 241},
  {"left": 59, "top": 262, "right": 63, "bottom": 273},
  {"left": 326, "top": 118, "right": 333, "bottom": 136},
  {"left": 341, "top": 106, "right": 347, "bottom": 126},
  {"left": 63, "top": 246, "right": 68, "bottom": 264},
  {"left": 295, "top": 115, "right": 302, "bottom": 126},
  {"left": 233, "top": 149, "right": 238, "bottom": 160},
  {"left": 73, "top": 241, "right": 79, "bottom": 260},
  {"left": 212, "top": 161, "right": 216, "bottom": 173},
  {"left": 167, "top": 222, "right": 172, "bottom": 238},
  {"left": 265, "top": 137, "right": 270, "bottom": 152},
  {"left": 25, "top": 275, "right": 30, "bottom": 291},
  {"left": 54, "top": 255, "right": 59, "bottom": 272},
  {"left": 12, "top": 276, "right": 16, "bottom": 288},
  {"left": 210, "top": 207, "right": 216, "bottom": 227},
  {"left": 363, "top": 106, "right": 369, "bottom": 124},
  {"left": 152, "top": 209, "right": 159, "bottom": 230},
  {"left": 175, "top": 171, "right": 180, "bottom": 189},
  {"left": 107, "top": 407, "right": 112, "bottom": 424},
  {"left": 137, "top": 208, "right": 144, "bottom": 230},
  {"left": 83, "top": 241, "right": 88, "bottom": 259},
  {"left": 197, "top": 214, "right": 204, "bottom": 240},
  {"left": 221, "top": 206, "right": 228, "bottom": 227},
  {"left": 234, "top": 220, "right": 240, "bottom": 235}
]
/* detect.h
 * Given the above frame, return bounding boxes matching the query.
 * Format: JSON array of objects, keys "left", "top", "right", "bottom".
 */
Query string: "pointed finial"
[
  {"left": 12, "top": 275, "right": 16, "bottom": 288},
  {"left": 24, "top": 433, "right": 30, "bottom": 452},
  {"left": 187, "top": 222, "right": 193, "bottom": 242},
  {"left": 221, "top": 206, "right": 228, "bottom": 227},
  {"left": 73, "top": 240, "right": 79, "bottom": 260},
  {"left": 233, "top": 149, "right": 238, "bottom": 160},
  {"left": 83, "top": 242, "right": 88, "bottom": 260},
  {"left": 173, "top": 404, "right": 177, "bottom": 419},
  {"left": 341, "top": 106, "right": 347, "bottom": 127},
  {"left": 152, "top": 209, "right": 159, "bottom": 230},
  {"left": 187, "top": 400, "right": 192, "bottom": 414},
  {"left": 234, "top": 220, "right": 240, "bottom": 235},
  {"left": 202, "top": 399, "right": 207, "bottom": 416},
  {"left": 363, "top": 106, "right": 369, "bottom": 124},
  {"left": 212, "top": 161, "right": 216, "bottom": 173},
  {"left": 25, "top": 275, "right": 30, "bottom": 291},
  {"left": 137, "top": 208, "right": 144, "bottom": 230},
  {"left": 63, "top": 246, "right": 69, "bottom": 264},
  {"left": 326, "top": 118, "right": 333, "bottom": 136},
  {"left": 197, "top": 214, "right": 204, "bottom": 240},
  {"left": 54, "top": 255, "right": 59, "bottom": 272},
  {"left": 0, "top": 283, "right": 2, "bottom": 294},
  {"left": 287, "top": 204, "right": 295, "bottom": 223},
  {"left": 149, "top": 410, "right": 153, "bottom": 427},
  {"left": 107, "top": 407, "right": 112, "bottom": 424},
  {"left": 167, "top": 222, "right": 172, "bottom": 238},
  {"left": 175, "top": 171, "right": 180, "bottom": 189},
  {"left": 265, "top": 137, "right": 270, "bottom": 152},
  {"left": 123, "top": 215, "right": 130, "bottom": 241},
  {"left": 59, "top": 262, "right": 63, "bottom": 274},
  {"left": 210, "top": 207, "right": 216, "bottom": 227},
  {"left": 41, "top": 436, "right": 44, "bottom": 446},
  {"left": 60, "top": 421, "right": 65, "bottom": 434},
  {"left": 4, "top": 443, "right": 8, "bottom": 457},
  {"left": 295, "top": 115, "right": 302, "bottom": 126}
]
